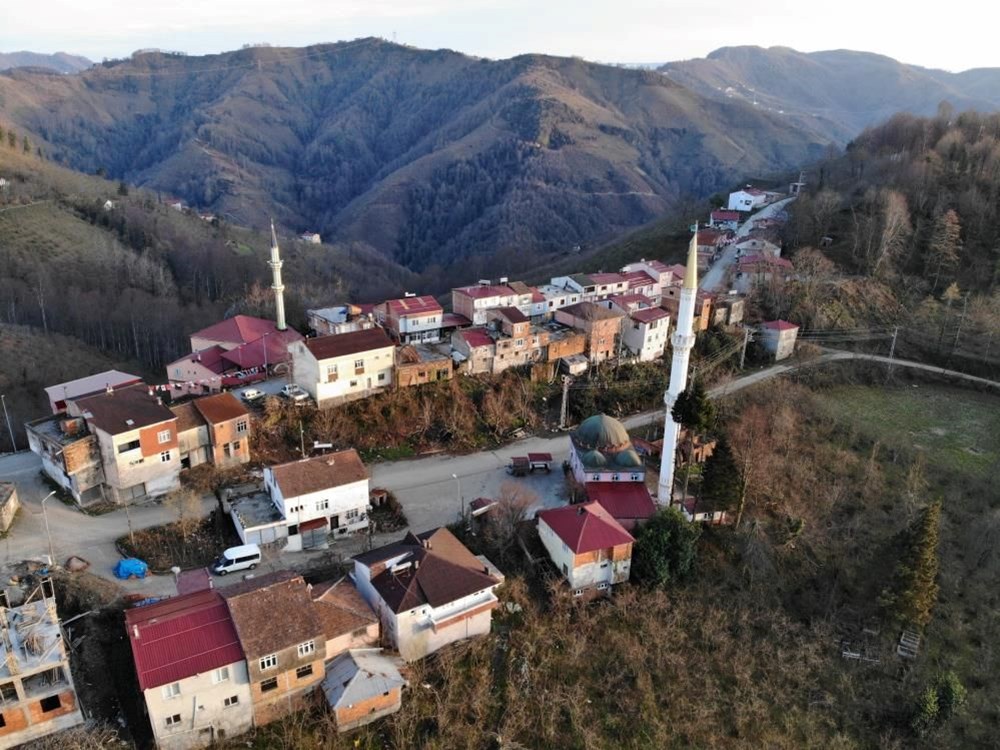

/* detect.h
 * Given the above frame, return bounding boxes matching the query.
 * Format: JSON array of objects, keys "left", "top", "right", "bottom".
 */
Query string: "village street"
[
  {"left": 699, "top": 196, "right": 795, "bottom": 293},
  {"left": 0, "top": 350, "right": 995, "bottom": 597}
]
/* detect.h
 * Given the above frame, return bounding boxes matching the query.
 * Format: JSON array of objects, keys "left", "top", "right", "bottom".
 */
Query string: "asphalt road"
[
  {"left": 699, "top": 197, "right": 795, "bottom": 293},
  {"left": 1, "top": 349, "right": 995, "bottom": 596}
]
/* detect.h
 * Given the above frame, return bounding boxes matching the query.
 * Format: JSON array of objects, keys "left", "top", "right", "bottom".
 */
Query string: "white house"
[
  {"left": 727, "top": 188, "right": 767, "bottom": 211},
  {"left": 735, "top": 236, "right": 781, "bottom": 258},
  {"left": 537, "top": 502, "right": 634, "bottom": 598},
  {"left": 264, "top": 449, "right": 371, "bottom": 551},
  {"left": 759, "top": 320, "right": 800, "bottom": 361},
  {"left": 300, "top": 231, "right": 322, "bottom": 244},
  {"left": 289, "top": 328, "right": 395, "bottom": 408},
  {"left": 622, "top": 307, "right": 671, "bottom": 362},
  {"left": 351, "top": 527, "right": 502, "bottom": 662},
  {"left": 125, "top": 589, "right": 254, "bottom": 750},
  {"left": 377, "top": 295, "right": 443, "bottom": 344}
]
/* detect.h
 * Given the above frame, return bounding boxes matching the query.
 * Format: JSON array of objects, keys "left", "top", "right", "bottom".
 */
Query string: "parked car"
[
  {"left": 240, "top": 388, "right": 265, "bottom": 403},
  {"left": 212, "top": 544, "right": 261, "bottom": 576},
  {"left": 281, "top": 384, "right": 310, "bottom": 403}
]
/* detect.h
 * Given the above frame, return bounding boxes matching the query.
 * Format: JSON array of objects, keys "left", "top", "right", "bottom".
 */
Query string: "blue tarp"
[{"left": 114, "top": 558, "right": 148, "bottom": 579}]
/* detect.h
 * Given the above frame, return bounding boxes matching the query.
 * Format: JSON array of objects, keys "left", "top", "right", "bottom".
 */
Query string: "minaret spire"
[
  {"left": 657, "top": 223, "right": 700, "bottom": 504},
  {"left": 269, "top": 219, "right": 287, "bottom": 332}
]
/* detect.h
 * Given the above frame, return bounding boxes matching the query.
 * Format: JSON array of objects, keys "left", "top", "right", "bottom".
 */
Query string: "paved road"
[
  {"left": 700, "top": 197, "right": 795, "bottom": 293},
  {"left": 1, "top": 349, "right": 995, "bottom": 596}
]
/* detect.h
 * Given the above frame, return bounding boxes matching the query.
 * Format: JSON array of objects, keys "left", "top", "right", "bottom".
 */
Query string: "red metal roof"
[
  {"left": 630, "top": 307, "right": 670, "bottom": 324},
  {"left": 168, "top": 345, "right": 229, "bottom": 375},
  {"left": 537, "top": 501, "right": 634, "bottom": 554},
  {"left": 761, "top": 320, "right": 799, "bottom": 331},
  {"left": 191, "top": 315, "right": 288, "bottom": 347},
  {"left": 588, "top": 272, "right": 626, "bottom": 285},
  {"left": 527, "top": 452, "right": 552, "bottom": 462},
  {"left": 125, "top": 589, "right": 245, "bottom": 691},
  {"left": 454, "top": 284, "right": 516, "bottom": 299},
  {"left": 621, "top": 271, "right": 658, "bottom": 289},
  {"left": 460, "top": 328, "right": 494, "bottom": 349},
  {"left": 608, "top": 293, "right": 653, "bottom": 310},
  {"left": 441, "top": 312, "right": 471, "bottom": 328},
  {"left": 219, "top": 328, "right": 302, "bottom": 370},
  {"left": 711, "top": 210, "right": 740, "bottom": 221},
  {"left": 585, "top": 483, "right": 657, "bottom": 524},
  {"left": 385, "top": 295, "right": 443, "bottom": 318}
]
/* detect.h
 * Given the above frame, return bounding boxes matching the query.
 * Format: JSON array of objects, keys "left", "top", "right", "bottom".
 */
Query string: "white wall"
[
  {"left": 538, "top": 519, "right": 631, "bottom": 591},
  {"left": 291, "top": 342, "right": 394, "bottom": 408},
  {"left": 146, "top": 661, "right": 253, "bottom": 750},
  {"left": 622, "top": 316, "right": 669, "bottom": 362}
]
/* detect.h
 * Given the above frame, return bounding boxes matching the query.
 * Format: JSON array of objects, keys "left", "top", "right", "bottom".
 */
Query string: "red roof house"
[
  {"left": 584, "top": 482, "right": 657, "bottom": 531},
  {"left": 536, "top": 502, "right": 634, "bottom": 596}
]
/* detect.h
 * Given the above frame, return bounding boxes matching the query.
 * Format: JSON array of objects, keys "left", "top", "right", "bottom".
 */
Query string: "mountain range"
[
  {"left": 0, "top": 50, "right": 91, "bottom": 74},
  {"left": 2, "top": 40, "right": 1000, "bottom": 275},
  {"left": 661, "top": 46, "right": 1000, "bottom": 143}
]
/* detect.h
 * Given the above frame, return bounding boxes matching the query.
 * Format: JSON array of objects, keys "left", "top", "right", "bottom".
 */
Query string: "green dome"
[
  {"left": 573, "top": 414, "right": 632, "bottom": 453},
  {"left": 581, "top": 449, "right": 609, "bottom": 468},
  {"left": 614, "top": 449, "right": 643, "bottom": 468}
]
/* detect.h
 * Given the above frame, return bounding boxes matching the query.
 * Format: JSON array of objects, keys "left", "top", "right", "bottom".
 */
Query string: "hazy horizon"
[{"left": 1, "top": 0, "right": 995, "bottom": 73}]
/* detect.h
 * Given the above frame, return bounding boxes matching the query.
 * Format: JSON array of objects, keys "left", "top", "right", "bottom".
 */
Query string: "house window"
[
  {"left": 118, "top": 439, "right": 141, "bottom": 454},
  {"left": 260, "top": 677, "right": 278, "bottom": 693},
  {"left": 345, "top": 508, "right": 360, "bottom": 522},
  {"left": 165, "top": 714, "right": 182, "bottom": 728},
  {"left": 157, "top": 429, "right": 171, "bottom": 444},
  {"left": 162, "top": 682, "right": 181, "bottom": 700},
  {"left": 0, "top": 713, "right": 5, "bottom": 728},
  {"left": 317, "top": 498, "right": 329, "bottom": 511},
  {"left": 325, "top": 364, "right": 338, "bottom": 383},
  {"left": 378, "top": 373, "right": 386, "bottom": 382},
  {"left": 296, "top": 664, "right": 314, "bottom": 679},
  {"left": 354, "top": 359, "right": 364, "bottom": 369},
  {"left": 212, "top": 667, "right": 230, "bottom": 684},
  {"left": 297, "top": 640, "right": 315, "bottom": 658},
  {"left": 236, "top": 419, "right": 248, "bottom": 434},
  {"left": 259, "top": 654, "right": 278, "bottom": 671},
  {"left": 350, "top": 380, "right": 358, "bottom": 388},
  {"left": 224, "top": 443, "right": 232, "bottom": 458},
  {"left": 573, "top": 589, "right": 584, "bottom": 597},
  {"left": 224, "top": 695, "right": 239, "bottom": 708},
  {"left": 160, "top": 450, "right": 171, "bottom": 463},
  {"left": 39, "top": 695, "right": 61, "bottom": 712}
]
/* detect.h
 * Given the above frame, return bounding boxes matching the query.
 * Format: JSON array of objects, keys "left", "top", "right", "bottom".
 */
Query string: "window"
[
  {"left": 349, "top": 380, "right": 358, "bottom": 388},
  {"left": 260, "top": 677, "right": 278, "bottom": 693},
  {"left": 212, "top": 667, "right": 230, "bottom": 684},
  {"left": 160, "top": 450, "right": 171, "bottom": 463},
  {"left": 162, "top": 682, "right": 181, "bottom": 700},
  {"left": 378, "top": 373, "right": 386, "bottom": 382},
  {"left": 297, "top": 640, "right": 315, "bottom": 658},
  {"left": 236, "top": 419, "right": 248, "bottom": 434},
  {"left": 325, "top": 364, "right": 338, "bottom": 383},
  {"left": 515, "top": 339, "right": 524, "bottom": 346},
  {"left": 288, "top": 523, "right": 299, "bottom": 535},
  {"left": 165, "top": 714, "right": 182, "bottom": 728},
  {"left": 224, "top": 443, "right": 232, "bottom": 458},
  {"left": 157, "top": 429, "right": 171, "bottom": 444},
  {"left": 224, "top": 695, "right": 239, "bottom": 708},
  {"left": 317, "top": 498, "right": 329, "bottom": 511},
  {"left": 259, "top": 654, "right": 278, "bottom": 671},
  {"left": 117, "top": 439, "right": 141, "bottom": 454},
  {"left": 0, "top": 713, "right": 5, "bottom": 728},
  {"left": 39, "top": 695, "right": 61, "bottom": 713},
  {"left": 296, "top": 664, "right": 314, "bottom": 679},
  {"left": 354, "top": 359, "right": 364, "bottom": 369},
  {"left": 345, "top": 508, "right": 360, "bottom": 522}
]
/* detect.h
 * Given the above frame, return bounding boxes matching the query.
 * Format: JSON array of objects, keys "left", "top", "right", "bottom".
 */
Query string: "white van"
[{"left": 212, "top": 544, "right": 261, "bottom": 576}]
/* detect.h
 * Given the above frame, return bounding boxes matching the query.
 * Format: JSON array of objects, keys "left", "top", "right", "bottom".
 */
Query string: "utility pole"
[
  {"left": 0, "top": 394, "right": 15, "bottom": 452},
  {"left": 558, "top": 376, "right": 571, "bottom": 430},
  {"left": 952, "top": 294, "right": 969, "bottom": 355},
  {"left": 738, "top": 327, "right": 752, "bottom": 370},
  {"left": 299, "top": 421, "right": 306, "bottom": 457},
  {"left": 887, "top": 325, "right": 899, "bottom": 381}
]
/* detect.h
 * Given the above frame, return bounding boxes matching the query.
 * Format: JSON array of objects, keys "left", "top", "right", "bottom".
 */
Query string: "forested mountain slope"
[
  {"left": 662, "top": 47, "right": 1000, "bottom": 143},
  {"left": 0, "top": 38, "right": 828, "bottom": 274}
]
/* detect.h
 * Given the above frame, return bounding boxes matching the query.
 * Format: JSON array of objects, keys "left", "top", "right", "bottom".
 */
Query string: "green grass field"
[{"left": 818, "top": 383, "right": 1000, "bottom": 478}]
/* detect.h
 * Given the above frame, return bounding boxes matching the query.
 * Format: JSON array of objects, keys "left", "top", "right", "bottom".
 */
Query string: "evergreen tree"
[
  {"left": 118, "top": 181, "right": 129, "bottom": 196},
  {"left": 911, "top": 684, "right": 939, "bottom": 737},
  {"left": 632, "top": 507, "right": 701, "bottom": 588},
  {"left": 6, "top": 130, "right": 15, "bottom": 149},
  {"left": 21, "top": 135, "right": 30, "bottom": 154},
  {"left": 934, "top": 671, "right": 967, "bottom": 720},
  {"left": 700, "top": 435, "right": 740, "bottom": 512},
  {"left": 671, "top": 378, "right": 716, "bottom": 498},
  {"left": 882, "top": 500, "right": 942, "bottom": 628},
  {"left": 926, "top": 209, "right": 962, "bottom": 292}
]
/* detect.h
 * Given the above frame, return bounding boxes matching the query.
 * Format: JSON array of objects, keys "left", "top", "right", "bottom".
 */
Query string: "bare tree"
[
  {"left": 483, "top": 482, "right": 538, "bottom": 564},
  {"left": 165, "top": 488, "right": 204, "bottom": 542}
]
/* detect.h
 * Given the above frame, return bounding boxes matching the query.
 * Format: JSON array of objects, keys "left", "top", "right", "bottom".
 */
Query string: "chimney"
[
  {"left": 269, "top": 219, "right": 288, "bottom": 332},
  {"left": 156, "top": 397, "right": 163, "bottom": 406},
  {"left": 577, "top": 506, "right": 585, "bottom": 515},
  {"left": 413, "top": 560, "right": 419, "bottom": 570},
  {"left": 106, "top": 384, "right": 114, "bottom": 395},
  {"left": 132, "top": 624, "right": 140, "bottom": 639}
]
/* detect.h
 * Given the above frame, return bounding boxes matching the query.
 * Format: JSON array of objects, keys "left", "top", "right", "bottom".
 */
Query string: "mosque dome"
[
  {"left": 572, "top": 414, "right": 632, "bottom": 454},
  {"left": 581, "top": 450, "right": 609, "bottom": 468},
  {"left": 614, "top": 448, "right": 643, "bottom": 468}
]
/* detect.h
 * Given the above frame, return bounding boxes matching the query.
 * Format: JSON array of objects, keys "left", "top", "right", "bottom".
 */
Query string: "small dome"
[
  {"left": 615, "top": 449, "right": 643, "bottom": 468},
  {"left": 573, "top": 414, "right": 631, "bottom": 453},
  {"left": 581, "top": 449, "right": 608, "bottom": 468}
]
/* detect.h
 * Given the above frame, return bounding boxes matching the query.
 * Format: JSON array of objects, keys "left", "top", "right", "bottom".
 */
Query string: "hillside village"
[{"left": 0, "top": 183, "right": 808, "bottom": 748}]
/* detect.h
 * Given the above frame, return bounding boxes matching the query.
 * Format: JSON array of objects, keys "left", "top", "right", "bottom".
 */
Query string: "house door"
[
  {"left": 366, "top": 377, "right": 372, "bottom": 389},
  {"left": 330, "top": 514, "right": 340, "bottom": 529}
]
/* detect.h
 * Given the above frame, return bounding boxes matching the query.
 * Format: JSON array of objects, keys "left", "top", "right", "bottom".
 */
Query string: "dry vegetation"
[{"left": 221, "top": 366, "right": 999, "bottom": 749}]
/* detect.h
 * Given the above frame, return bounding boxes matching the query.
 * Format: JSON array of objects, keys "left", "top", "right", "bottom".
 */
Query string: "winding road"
[{"left": 0, "top": 349, "right": 995, "bottom": 594}]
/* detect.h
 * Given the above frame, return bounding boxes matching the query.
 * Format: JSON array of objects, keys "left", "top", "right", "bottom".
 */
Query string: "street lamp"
[
  {"left": 451, "top": 473, "right": 463, "bottom": 521},
  {"left": 40, "top": 491, "right": 56, "bottom": 567},
  {"left": 1, "top": 394, "right": 15, "bottom": 452}
]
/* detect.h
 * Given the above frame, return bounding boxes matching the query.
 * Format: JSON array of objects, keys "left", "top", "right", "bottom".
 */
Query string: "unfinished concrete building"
[{"left": 0, "top": 579, "right": 84, "bottom": 747}]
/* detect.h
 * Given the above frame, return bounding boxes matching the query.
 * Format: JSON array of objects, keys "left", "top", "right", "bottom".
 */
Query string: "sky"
[{"left": 1, "top": 0, "right": 994, "bottom": 72}]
